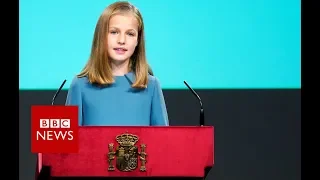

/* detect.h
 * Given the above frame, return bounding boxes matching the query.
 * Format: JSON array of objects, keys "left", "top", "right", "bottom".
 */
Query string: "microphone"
[
  {"left": 51, "top": 79, "right": 67, "bottom": 105},
  {"left": 183, "top": 81, "right": 204, "bottom": 126}
]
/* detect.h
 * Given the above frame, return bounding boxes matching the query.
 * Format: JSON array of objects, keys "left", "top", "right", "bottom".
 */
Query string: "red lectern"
[{"left": 35, "top": 126, "right": 214, "bottom": 179}]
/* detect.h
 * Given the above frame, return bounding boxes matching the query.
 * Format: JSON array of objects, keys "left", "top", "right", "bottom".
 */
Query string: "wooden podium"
[{"left": 36, "top": 126, "right": 214, "bottom": 179}]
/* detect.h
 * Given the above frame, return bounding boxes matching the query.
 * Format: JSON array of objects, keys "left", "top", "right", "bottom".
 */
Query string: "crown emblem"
[{"left": 116, "top": 133, "right": 139, "bottom": 146}]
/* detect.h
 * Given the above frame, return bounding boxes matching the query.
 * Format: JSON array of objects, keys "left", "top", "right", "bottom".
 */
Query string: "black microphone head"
[
  {"left": 183, "top": 81, "right": 192, "bottom": 91},
  {"left": 61, "top": 79, "right": 67, "bottom": 87},
  {"left": 51, "top": 79, "right": 67, "bottom": 105}
]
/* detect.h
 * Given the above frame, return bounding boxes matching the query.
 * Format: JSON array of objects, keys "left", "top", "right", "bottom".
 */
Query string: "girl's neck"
[{"left": 111, "top": 59, "right": 130, "bottom": 76}]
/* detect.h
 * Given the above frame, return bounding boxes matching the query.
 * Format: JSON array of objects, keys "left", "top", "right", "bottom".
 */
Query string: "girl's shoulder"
[
  {"left": 147, "top": 74, "right": 162, "bottom": 89},
  {"left": 69, "top": 75, "right": 88, "bottom": 89}
]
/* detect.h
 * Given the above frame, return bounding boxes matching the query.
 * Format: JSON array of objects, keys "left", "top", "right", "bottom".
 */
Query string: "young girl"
[{"left": 65, "top": 1, "right": 169, "bottom": 126}]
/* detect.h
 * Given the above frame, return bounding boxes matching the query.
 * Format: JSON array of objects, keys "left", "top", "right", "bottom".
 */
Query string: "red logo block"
[{"left": 31, "top": 105, "right": 79, "bottom": 153}]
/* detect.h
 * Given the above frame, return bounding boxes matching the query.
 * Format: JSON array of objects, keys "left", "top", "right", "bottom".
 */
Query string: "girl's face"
[{"left": 107, "top": 13, "right": 139, "bottom": 65}]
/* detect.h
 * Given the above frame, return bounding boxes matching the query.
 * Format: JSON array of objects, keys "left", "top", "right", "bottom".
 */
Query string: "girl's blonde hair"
[{"left": 78, "top": 1, "right": 151, "bottom": 88}]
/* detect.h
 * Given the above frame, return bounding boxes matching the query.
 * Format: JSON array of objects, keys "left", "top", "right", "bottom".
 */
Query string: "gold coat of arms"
[{"left": 107, "top": 132, "right": 147, "bottom": 172}]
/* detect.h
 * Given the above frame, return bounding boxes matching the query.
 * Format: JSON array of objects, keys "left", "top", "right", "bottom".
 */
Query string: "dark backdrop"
[{"left": 19, "top": 89, "right": 301, "bottom": 180}]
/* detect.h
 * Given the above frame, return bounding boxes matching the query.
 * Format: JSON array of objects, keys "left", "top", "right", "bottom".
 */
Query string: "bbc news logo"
[
  {"left": 31, "top": 106, "right": 79, "bottom": 153},
  {"left": 37, "top": 119, "right": 74, "bottom": 141}
]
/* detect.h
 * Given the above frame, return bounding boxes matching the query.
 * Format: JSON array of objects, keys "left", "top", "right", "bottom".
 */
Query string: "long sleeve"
[
  {"left": 150, "top": 78, "right": 169, "bottom": 126},
  {"left": 65, "top": 78, "right": 83, "bottom": 126}
]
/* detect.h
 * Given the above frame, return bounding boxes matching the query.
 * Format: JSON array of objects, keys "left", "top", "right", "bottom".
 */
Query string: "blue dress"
[{"left": 65, "top": 72, "right": 169, "bottom": 126}]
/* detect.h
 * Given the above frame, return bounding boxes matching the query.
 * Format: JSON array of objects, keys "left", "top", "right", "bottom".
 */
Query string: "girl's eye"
[{"left": 127, "top": 32, "right": 135, "bottom": 36}]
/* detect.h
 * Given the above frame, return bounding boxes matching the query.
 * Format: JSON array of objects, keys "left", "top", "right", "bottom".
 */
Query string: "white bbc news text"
[
  {"left": 36, "top": 131, "right": 74, "bottom": 140},
  {"left": 40, "top": 119, "right": 70, "bottom": 128}
]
